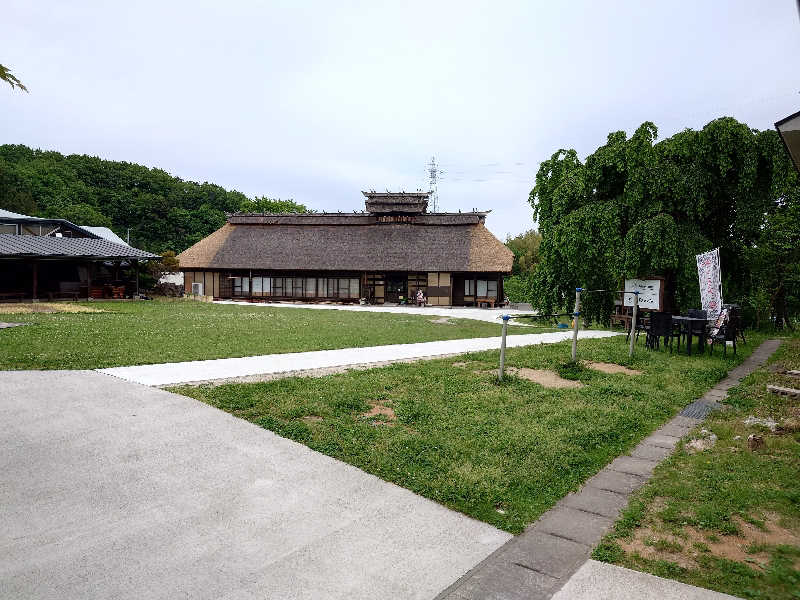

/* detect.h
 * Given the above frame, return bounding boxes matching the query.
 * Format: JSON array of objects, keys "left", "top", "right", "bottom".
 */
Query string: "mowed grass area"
[
  {"left": 0, "top": 299, "right": 534, "bottom": 370},
  {"left": 172, "top": 333, "right": 766, "bottom": 534},
  {"left": 593, "top": 336, "right": 800, "bottom": 600}
]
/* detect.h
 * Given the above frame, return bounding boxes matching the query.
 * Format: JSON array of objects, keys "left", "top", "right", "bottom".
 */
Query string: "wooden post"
[
  {"left": 571, "top": 287, "right": 581, "bottom": 362},
  {"left": 498, "top": 314, "right": 510, "bottom": 380},
  {"left": 362, "top": 272, "right": 368, "bottom": 303},
  {"left": 32, "top": 261, "right": 38, "bottom": 301},
  {"left": 87, "top": 261, "right": 92, "bottom": 300},
  {"left": 134, "top": 260, "right": 139, "bottom": 297},
  {"left": 629, "top": 291, "right": 639, "bottom": 358},
  {"left": 498, "top": 275, "right": 503, "bottom": 305}
]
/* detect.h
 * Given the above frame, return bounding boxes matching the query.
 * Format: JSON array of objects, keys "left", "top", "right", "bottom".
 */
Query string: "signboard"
[
  {"left": 624, "top": 278, "right": 662, "bottom": 310},
  {"left": 696, "top": 248, "right": 723, "bottom": 319}
]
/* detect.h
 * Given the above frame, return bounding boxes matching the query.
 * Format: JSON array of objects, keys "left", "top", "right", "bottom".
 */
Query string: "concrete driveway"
[{"left": 0, "top": 370, "right": 509, "bottom": 600}]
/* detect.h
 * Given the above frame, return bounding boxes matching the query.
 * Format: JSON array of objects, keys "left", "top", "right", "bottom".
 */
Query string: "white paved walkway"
[
  {"left": 98, "top": 330, "right": 620, "bottom": 386},
  {"left": 1, "top": 370, "right": 510, "bottom": 600},
  {"left": 215, "top": 299, "right": 538, "bottom": 325},
  {"left": 552, "top": 560, "right": 741, "bottom": 600}
]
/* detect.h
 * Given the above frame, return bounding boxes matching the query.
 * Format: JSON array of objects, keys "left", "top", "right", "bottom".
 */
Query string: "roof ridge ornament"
[{"left": 362, "top": 190, "right": 431, "bottom": 215}]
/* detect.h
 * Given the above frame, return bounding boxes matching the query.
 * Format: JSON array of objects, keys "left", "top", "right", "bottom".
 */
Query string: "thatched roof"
[{"left": 179, "top": 213, "right": 513, "bottom": 273}]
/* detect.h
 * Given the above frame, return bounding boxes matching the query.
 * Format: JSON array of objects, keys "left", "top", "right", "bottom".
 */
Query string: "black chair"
[
  {"left": 724, "top": 304, "right": 746, "bottom": 344},
  {"left": 709, "top": 310, "right": 737, "bottom": 357},
  {"left": 687, "top": 309, "right": 709, "bottom": 353},
  {"left": 645, "top": 312, "right": 675, "bottom": 351},
  {"left": 670, "top": 317, "right": 684, "bottom": 351}
]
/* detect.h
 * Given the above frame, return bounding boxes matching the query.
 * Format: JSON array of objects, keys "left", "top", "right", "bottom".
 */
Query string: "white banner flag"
[{"left": 696, "top": 248, "right": 723, "bottom": 318}]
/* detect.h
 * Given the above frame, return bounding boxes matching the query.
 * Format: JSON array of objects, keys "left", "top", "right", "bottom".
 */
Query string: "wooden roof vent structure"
[{"left": 363, "top": 191, "right": 430, "bottom": 215}]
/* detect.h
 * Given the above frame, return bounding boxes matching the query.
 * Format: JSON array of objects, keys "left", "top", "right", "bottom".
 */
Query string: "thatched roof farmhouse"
[{"left": 179, "top": 191, "right": 513, "bottom": 305}]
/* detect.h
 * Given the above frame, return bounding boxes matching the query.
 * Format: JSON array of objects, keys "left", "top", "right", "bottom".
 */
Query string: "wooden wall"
[
  {"left": 426, "top": 272, "right": 451, "bottom": 305},
  {"left": 183, "top": 271, "right": 220, "bottom": 297}
]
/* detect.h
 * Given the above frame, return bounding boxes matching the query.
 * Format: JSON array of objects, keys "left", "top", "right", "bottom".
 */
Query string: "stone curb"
[{"left": 435, "top": 339, "right": 782, "bottom": 600}]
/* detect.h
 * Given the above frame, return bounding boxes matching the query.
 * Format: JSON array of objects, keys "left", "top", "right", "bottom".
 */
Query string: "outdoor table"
[{"left": 671, "top": 316, "right": 710, "bottom": 356}]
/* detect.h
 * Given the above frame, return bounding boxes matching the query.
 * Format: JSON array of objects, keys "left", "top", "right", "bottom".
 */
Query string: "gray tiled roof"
[
  {"left": 0, "top": 234, "right": 158, "bottom": 259},
  {"left": 0, "top": 208, "right": 41, "bottom": 220}
]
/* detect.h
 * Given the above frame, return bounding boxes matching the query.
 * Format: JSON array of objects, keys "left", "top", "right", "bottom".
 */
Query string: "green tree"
[
  {"left": 0, "top": 63, "right": 27, "bottom": 92},
  {"left": 242, "top": 196, "right": 311, "bottom": 213},
  {"left": 0, "top": 144, "right": 310, "bottom": 254},
  {"left": 505, "top": 229, "right": 541, "bottom": 276},
  {"left": 503, "top": 229, "right": 542, "bottom": 303},
  {"left": 529, "top": 117, "right": 799, "bottom": 327},
  {"left": 148, "top": 250, "right": 181, "bottom": 280}
]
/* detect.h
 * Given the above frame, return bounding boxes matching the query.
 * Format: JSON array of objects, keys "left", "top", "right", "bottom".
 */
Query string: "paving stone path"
[
  {"left": 98, "top": 330, "right": 620, "bottom": 386},
  {"left": 436, "top": 339, "right": 782, "bottom": 600}
]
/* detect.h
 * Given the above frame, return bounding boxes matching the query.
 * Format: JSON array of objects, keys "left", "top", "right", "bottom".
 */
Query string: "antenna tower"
[{"left": 426, "top": 156, "right": 444, "bottom": 212}]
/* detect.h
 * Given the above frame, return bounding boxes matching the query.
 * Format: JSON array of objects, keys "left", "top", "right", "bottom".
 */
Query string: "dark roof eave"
[
  {"left": 0, "top": 254, "right": 158, "bottom": 260},
  {"left": 230, "top": 211, "right": 490, "bottom": 217},
  {"left": 0, "top": 217, "right": 102, "bottom": 239}
]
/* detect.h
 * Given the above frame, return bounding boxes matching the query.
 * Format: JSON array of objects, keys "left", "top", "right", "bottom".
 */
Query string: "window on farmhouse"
[
  {"left": 273, "top": 277, "right": 284, "bottom": 296},
  {"left": 232, "top": 277, "right": 249, "bottom": 295},
  {"left": 304, "top": 278, "right": 316, "bottom": 298},
  {"left": 251, "top": 277, "right": 271, "bottom": 296},
  {"left": 465, "top": 280, "right": 475, "bottom": 296},
  {"left": 487, "top": 279, "right": 497, "bottom": 297},
  {"left": 339, "top": 278, "right": 350, "bottom": 298}
]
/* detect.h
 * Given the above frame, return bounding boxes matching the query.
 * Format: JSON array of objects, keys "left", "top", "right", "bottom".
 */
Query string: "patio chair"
[
  {"left": 687, "top": 309, "right": 709, "bottom": 353},
  {"left": 708, "top": 310, "right": 737, "bottom": 357},
  {"left": 670, "top": 317, "right": 684, "bottom": 352},
  {"left": 645, "top": 312, "right": 675, "bottom": 351},
  {"left": 724, "top": 304, "right": 746, "bottom": 344}
]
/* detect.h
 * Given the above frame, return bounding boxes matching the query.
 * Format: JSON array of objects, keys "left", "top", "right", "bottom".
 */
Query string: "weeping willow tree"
[{"left": 529, "top": 117, "right": 799, "bottom": 327}]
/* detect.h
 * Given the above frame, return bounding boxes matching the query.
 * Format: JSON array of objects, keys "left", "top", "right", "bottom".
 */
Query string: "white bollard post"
[
  {"left": 629, "top": 291, "right": 639, "bottom": 358},
  {"left": 571, "top": 288, "right": 581, "bottom": 362},
  {"left": 498, "top": 314, "right": 510, "bottom": 380}
]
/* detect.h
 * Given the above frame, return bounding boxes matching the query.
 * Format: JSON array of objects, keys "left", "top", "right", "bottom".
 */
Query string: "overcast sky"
[{"left": 2, "top": 1, "right": 799, "bottom": 239}]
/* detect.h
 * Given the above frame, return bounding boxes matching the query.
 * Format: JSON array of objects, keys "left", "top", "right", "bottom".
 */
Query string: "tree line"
[
  {"left": 506, "top": 116, "right": 798, "bottom": 328},
  {"left": 0, "top": 144, "right": 308, "bottom": 254}
]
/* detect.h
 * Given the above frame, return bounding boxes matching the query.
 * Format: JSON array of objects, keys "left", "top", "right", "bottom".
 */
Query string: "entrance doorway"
[{"left": 385, "top": 275, "right": 407, "bottom": 303}]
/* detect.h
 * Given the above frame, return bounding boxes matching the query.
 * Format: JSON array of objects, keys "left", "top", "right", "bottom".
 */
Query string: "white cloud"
[{"left": 2, "top": 0, "right": 798, "bottom": 238}]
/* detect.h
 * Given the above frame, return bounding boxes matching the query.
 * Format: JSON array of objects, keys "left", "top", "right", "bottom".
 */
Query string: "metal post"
[
  {"left": 628, "top": 291, "right": 639, "bottom": 358},
  {"left": 498, "top": 314, "right": 510, "bottom": 380},
  {"left": 571, "top": 288, "right": 581, "bottom": 362},
  {"left": 32, "top": 261, "right": 38, "bottom": 302}
]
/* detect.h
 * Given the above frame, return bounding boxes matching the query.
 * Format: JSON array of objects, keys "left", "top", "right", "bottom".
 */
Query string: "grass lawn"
[
  {"left": 0, "top": 299, "right": 538, "bottom": 370},
  {"left": 171, "top": 332, "right": 766, "bottom": 535},
  {"left": 593, "top": 335, "right": 800, "bottom": 600}
]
